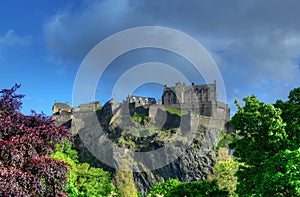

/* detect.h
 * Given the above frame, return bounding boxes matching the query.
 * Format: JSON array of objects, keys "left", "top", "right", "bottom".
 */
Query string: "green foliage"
[
  {"left": 114, "top": 169, "right": 138, "bottom": 197},
  {"left": 166, "top": 180, "right": 228, "bottom": 197},
  {"left": 275, "top": 87, "right": 300, "bottom": 150},
  {"left": 229, "top": 95, "right": 287, "bottom": 165},
  {"left": 131, "top": 112, "right": 149, "bottom": 125},
  {"left": 288, "top": 87, "right": 300, "bottom": 104},
  {"left": 55, "top": 142, "right": 79, "bottom": 163},
  {"left": 254, "top": 149, "right": 300, "bottom": 196},
  {"left": 164, "top": 107, "right": 189, "bottom": 116},
  {"left": 51, "top": 143, "right": 114, "bottom": 197},
  {"left": 76, "top": 163, "right": 114, "bottom": 197},
  {"left": 229, "top": 90, "right": 300, "bottom": 196},
  {"left": 147, "top": 179, "right": 181, "bottom": 196},
  {"left": 217, "top": 132, "right": 236, "bottom": 149},
  {"left": 147, "top": 179, "right": 229, "bottom": 197},
  {"left": 212, "top": 148, "right": 240, "bottom": 196}
]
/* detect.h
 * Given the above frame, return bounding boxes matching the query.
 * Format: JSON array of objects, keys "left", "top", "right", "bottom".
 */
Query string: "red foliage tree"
[{"left": 0, "top": 84, "right": 72, "bottom": 196}]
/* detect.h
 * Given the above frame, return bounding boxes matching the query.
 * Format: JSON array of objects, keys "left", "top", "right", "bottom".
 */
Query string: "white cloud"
[
  {"left": 0, "top": 30, "right": 31, "bottom": 61},
  {"left": 44, "top": 0, "right": 300, "bottom": 109},
  {"left": 0, "top": 30, "right": 31, "bottom": 47}
]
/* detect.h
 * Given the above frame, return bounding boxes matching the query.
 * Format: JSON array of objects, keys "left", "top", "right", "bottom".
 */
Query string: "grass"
[
  {"left": 147, "top": 126, "right": 161, "bottom": 131},
  {"left": 164, "top": 107, "right": 189, "bottom": 117},
  {"left": 131, "top": 112, "right": 149, "bottom": 125},
  {"left": 217, "top": 132, "right": 237, "bottom": 150}
]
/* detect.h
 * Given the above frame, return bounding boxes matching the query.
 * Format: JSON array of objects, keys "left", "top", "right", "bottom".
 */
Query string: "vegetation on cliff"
[
  {"left": 0, "top": 84, "right": 299, "bottom": 196},
  {"left": 51, "top": 142, "right": 114, "bottom": 197}
]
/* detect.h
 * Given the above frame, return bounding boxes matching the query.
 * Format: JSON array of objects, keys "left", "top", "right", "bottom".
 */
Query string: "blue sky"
[{"left": 1, "top": 0, "right": 300, "bottom": 116}]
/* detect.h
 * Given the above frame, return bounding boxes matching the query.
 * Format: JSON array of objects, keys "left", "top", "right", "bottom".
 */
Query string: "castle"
[
  {"left": 162, "top": 80, "right": 230, "bottom": 121},
  {"left": 52, "top": 81, "right": 230, "bottom": 130},
  {"left": 51, "top": 82, "right": 232, "bottom": 194}
]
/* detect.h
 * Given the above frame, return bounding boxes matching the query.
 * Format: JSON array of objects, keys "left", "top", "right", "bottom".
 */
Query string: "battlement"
[
  {"left": 52, "top": 81, "right": 230, "bottom": 132},
  {"left": 161, "top": 81, "right": 229, "bottom": 121}
]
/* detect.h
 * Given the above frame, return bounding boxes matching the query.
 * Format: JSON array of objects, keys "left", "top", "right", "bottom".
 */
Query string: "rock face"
[
  {"left": 132, "top": 127, "right": 221, "bottom": 194},
  {"left": 53, "top": 100, "right": 228, "bottom": 195}
]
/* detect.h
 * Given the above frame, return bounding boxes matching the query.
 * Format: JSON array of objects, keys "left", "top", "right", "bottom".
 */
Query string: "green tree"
[
  {"left": 114, "top": 169, "right": 138, "bottom": 197},
  {"left": 212, "top": 148, "right": 240, "bottom": 196},
  {"left": 147, "top": 179, "right": 181, "bottom": 197},
  {"left": 51, "top": 143, "right": 114, "bottom": 197},
  {"left": 147, "top": 179, "right": 229, "bottom": 197},
  {"left": 229, "top": 94, "right": 300, "bottom": 196},
  {"left": 76, "top": 163, "right": 114, "bottom": 197},
  {"left": 165, "top": 180, "right": 229, "bottom": 197},
  {"left": 275, "top": 87, "right": 300, "bottom": 150}
]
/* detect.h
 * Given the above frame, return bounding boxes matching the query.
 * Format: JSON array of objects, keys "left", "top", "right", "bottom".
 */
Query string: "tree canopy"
[
  {"left": 0, "top": 84, "right": 72, "bottom": 196},
  {"left": 229, "top": 88, "right": 300, "bottom": 196}
]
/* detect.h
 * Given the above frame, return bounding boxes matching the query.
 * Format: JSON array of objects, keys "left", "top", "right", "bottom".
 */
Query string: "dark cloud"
[{"left": 44, "top": 0, "right": 300, "bottom": 111}]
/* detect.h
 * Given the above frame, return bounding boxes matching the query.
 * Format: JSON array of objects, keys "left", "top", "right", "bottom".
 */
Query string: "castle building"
[
  {"left": 162, "top": 81, "right": 230, "bottom": 121},
  {"left": 79, "top": 101, "right": 101, "bottom": 109},
  {"left": 127, "top": 95, "right": 156, "bottom": 105},
  {"left": 52, "top": 81, "right": 230, "bottom": 130},
  {"left": 52, "top": 102, "right": 72, "bottom": 115}
]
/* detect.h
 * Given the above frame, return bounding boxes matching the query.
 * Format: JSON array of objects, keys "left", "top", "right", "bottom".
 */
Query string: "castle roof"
[{"left": 128, "top": 95, "right": 156, "bottom": 104}]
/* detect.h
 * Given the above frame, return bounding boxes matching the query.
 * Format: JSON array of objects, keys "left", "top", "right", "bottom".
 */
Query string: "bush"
[
  {"left": 147, "top": 179, "right": 181, "bottom": 196},
  {"left": 51, "top": 143, "right": 114, "bottom": 197},
  {"left": 147, "top": 179, "right": 229, "bottom": 197},
  {"left": 0, "top": 84, "right": 72, "bottom": 196}
]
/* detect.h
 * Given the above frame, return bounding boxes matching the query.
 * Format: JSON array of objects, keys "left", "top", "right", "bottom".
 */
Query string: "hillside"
[{"left": 53, "top": 99, "right": 231, "bottom": 194}]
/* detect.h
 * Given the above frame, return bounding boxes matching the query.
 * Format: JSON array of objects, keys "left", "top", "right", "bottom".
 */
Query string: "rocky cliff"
[{"left": 53, "top": 100, "right": 229, "bottom": 195}]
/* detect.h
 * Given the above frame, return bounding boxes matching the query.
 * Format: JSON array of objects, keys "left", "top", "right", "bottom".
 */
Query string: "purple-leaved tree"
[{"left": 0, "top": 84, "right": 72, "bottom": 196}]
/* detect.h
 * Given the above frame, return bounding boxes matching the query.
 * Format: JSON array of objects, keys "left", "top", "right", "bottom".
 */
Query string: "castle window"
[{"left": 138, "top": 98, "right": 143, "bottom": 103}]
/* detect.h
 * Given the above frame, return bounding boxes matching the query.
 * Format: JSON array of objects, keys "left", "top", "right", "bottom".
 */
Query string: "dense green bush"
[
  {"left": 147, "top": 179, "right": 229, "bottom": 197},
  {"left": 114, "top": 169, "right": 138, "bottom": 197},
  {"left": 131, "top": 112, "right": 149, "bottom": 125},
  {"left": 147, "top": 179, "right": 181, "bottom": 196},
  {"left": 51, "top": 143, "right": 114, "bottom": 197},
  {"left": 229, "top": 87, "right": 300, "bottom": 196},
  {"left": 165, "top": 180, "right": 229, "bottom": 197},
  {"left": 212, "top": 148, "right": 240, "bottom": 197}
]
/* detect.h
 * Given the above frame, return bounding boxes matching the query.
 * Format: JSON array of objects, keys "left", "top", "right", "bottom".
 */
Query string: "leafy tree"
[
  {"left": 165, "top": 180, "right": 229, "bottom": 197},
  {"left": 114, "top": 169, "right": 138, "bottom": 197},
  {"left": 76, "top": 163, "right": 114, "bottom": 197},
  {"left": 147, "top": 179, "right": 229, "bottom": 197},
  {"left": 230, "top": 95, "right": 287, "bottom": 165},
  {"left": 229, "top": 93, "right": 300, "bottom": 196},
  {"left": 51, "top": 143, "right": 114, "bottom": 197},
  {"left": 275, "top": 87, "right": 300, "bottom": 150},
  {"left": 212, "top": 148, "right": 240, "bottom": 196},
  {"left": 256, "top": 149, "right": 300, "bottom": 196},
  {"left": 147, "top": 179, "right": 181, "bottom": 197},
  {"left": 0, "top": 84, "right": 72, "bottom": 196}
]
